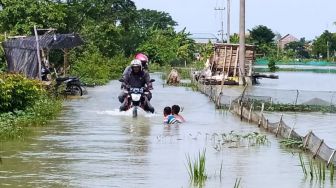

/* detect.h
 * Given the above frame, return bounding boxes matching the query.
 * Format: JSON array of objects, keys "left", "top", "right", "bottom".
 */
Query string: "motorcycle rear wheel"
[{"left": 67, "top": 84, "right": 83, "bottom": 96}]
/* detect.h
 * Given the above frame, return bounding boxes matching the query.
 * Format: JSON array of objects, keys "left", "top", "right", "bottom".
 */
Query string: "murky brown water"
[{"left": 0, "top": 73, "right": 334, "bottom": 187}]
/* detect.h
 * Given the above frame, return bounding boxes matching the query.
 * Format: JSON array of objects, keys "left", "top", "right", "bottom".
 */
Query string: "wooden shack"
[{"left": 205, "top": 43, "right": 256, "bottom": 85}]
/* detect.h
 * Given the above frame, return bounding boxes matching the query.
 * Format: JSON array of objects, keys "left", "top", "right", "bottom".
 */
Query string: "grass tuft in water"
[
  {"left": 298, "top": 154, "right": 335, "bottom": 182},
  {"left": 299, "top": 153, "right": 307, "bottom": 176},
  {"left": 233, "top": 177, "right": 242, "bottom": 188},
  {"left": 331, "top": 163, "right": 335, "bottom": 183},
  {"left": 219, "top": 160, "right": 223, "bottom": 182},
  {"left": 186, "top": 149, "right": 207, "bottom": 186}
]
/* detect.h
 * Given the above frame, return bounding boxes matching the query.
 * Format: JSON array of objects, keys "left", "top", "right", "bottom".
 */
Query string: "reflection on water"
[{"left": 0, "top": 73, "right": 334, "bottom": 187}]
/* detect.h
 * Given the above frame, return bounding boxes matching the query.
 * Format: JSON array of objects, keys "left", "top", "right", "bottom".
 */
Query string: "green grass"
[
  {"left": 280, "top": 138, "right": 304, "bottom": 149},
  {"left": 186, "top": 149, "right": 207, "bottom": 186},
  {"left": 298, "top": 153, "right": 335, "bottom": 182},
  {"left": 233, "top": 177, "right": 242, "bottom": 188},
  {"left": 0, "top": 96, "right": 62, "bottom": 140},
  {"left": 247, "top": 100, "right": 336, "bottom": 113}
]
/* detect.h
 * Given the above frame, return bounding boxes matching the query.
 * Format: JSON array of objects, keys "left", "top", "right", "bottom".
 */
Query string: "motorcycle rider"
[
  {"left": 118, "top": 59, "right": 154, "bottom": 113},
  {"left": 121, "top": 53, "right": 152, "bottom": 101},
  {"left": 122, "top": 53, "right": 149, "bottom": 77}
]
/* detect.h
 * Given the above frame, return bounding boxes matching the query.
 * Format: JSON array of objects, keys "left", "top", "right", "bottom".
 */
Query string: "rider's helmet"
[
  {"left": 135, "top": 53, "right": 149, "bottom": 69},
  {"left": 130, "top": 59, "right": 142, "bottom": 73}
]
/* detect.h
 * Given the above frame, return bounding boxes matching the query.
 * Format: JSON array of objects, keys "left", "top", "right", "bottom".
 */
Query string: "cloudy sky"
[{"left": 133, "top": 0, "right": 336, "bottom": 40}]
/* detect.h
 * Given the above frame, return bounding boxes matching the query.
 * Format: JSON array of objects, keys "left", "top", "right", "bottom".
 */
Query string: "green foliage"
[
  {"left": 280, "top": 138, "right": 304, "bottom": 149},
  {"left": 0, "top": 96, "right": 62, "bottom": 140},
  {"left": 186, "top": 149, "right": 207, "bottom": 186},
  {"left": 267, "top": 54, "right": 280, "bottom": 72},
  {"left": 312, "top": 30, "right": 336, "bottom": 59},
  {"left": 249, "top": 25, "right": 275, "bottom": 45},
  {"left": 70, "top": 46, "right": 131, "bottom": 85},
  {"left": 136, "top": 9, "right": 177, "bottom": 31},
  {"left": 230, "top": 33, "right": 240, "bottom": 44},
  {"left": 0, "top": 73, "right": 45, "bottom": 112},
  {"left": 0, "top": 0, "right": 67, "bottom": 34},
  {"left": 0, "top": 73, "right": 62, "bottom": 140},
  {"left": 298, "top": 154, "right": 335, "bottom": 182},
  {"left": 285, "top": 38, "right": 310, "bottom": 59},
  {"left": 251, "top": 100, "right": 336, "bottom": 113},
  {"left": 0, "top": 0, "right": 196, "bottom": 84},
  {"left": 137, "top": 28, "right": 195, "bottom": 66},
  {"left": 195, "top": 41, "right": 214, "bottom": 60}
]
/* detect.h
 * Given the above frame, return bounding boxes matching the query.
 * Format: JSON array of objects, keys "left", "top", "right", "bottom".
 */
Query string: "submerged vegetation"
[
  {"left": 280, "top": 138, "right": 304, "bottom": 149},
  {"left": 247, "top": 100, "right": 336, "bottom": 113},
  {"left": 186, "top": 149, "right": 207, "bottom": 186},
  {"left": 233, "top": 178, "right": 242, "bottom": 188},
  {"left": 299, "top": 153, "right": 335, "bottom": 182},
  {"left": 211, "top": 131, "right": 269, "bottom": 151}
]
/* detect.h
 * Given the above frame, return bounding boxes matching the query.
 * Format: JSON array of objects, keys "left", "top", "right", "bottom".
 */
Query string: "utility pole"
[
  {"left": 214, "top": 7, "right": 225, "bottom": 43},
  {"left": 227, "top": 0, "right": 231, "bottom": 44},
  {"left": 239, "top": 0, "right": 246, "bottom": 85},
  {"left": 327, "top": 41, "right": 330, "bottom": 60}
]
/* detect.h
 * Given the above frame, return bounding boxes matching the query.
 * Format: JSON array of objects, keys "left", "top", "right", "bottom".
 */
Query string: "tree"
[
  {"left": 249, "top": 25, "right": 275, "bottom": 45},
  {"left": 285, "top": 38, "right": 310, "bottom": 58},
  {"left": 312, "top": 30, "right": 336, "bottom": 59},
  {"left": 230, "top": 33, "right": 239, "bottom": 44},
  {"left": 0, "top": 0, "right": 67, "bottom": 34},
  {"left": 137, "top": 28, "right": 195, "bottom": 66},
  {"left": 249, "top": 25, "right": 275, "bottom": 56},
  {"left": 136, "top": 9, "right": 177, "bottom": 31}
]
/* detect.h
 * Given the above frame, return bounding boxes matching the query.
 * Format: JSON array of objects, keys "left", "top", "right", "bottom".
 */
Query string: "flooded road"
[{"left": 0, "top": 73, "right": 334, "bottom": 187}]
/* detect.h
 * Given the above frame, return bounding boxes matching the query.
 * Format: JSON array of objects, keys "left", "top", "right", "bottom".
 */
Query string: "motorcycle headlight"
[{"left": 131, "top": 93, "right": 141, "bottom": 101}]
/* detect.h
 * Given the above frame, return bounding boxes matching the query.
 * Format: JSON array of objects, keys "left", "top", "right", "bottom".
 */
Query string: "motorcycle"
[
  {"left": 119, "top": 79, "right": 155, "bottom": 117},
  {"left": 42, "top": 67, "right": 85, "bottom": 96},
  {"left": 55, "top": 76, "right": 83, "bottom": 96}
]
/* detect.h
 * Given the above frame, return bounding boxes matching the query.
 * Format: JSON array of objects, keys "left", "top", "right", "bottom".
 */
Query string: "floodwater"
[
  {"left": 0, "top": 73, "right": 334, "bottom": 188},
  {"left": 254, "top": 71, "right": 336, "bottom": 148}
]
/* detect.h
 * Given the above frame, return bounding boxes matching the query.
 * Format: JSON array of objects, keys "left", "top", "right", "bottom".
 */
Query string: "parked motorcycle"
[
  {"left": 55, "top": 76, "right": 83, "bottom": 96},
  {"left": 42, "top": 68, "right": 85, "bottom": 96}
]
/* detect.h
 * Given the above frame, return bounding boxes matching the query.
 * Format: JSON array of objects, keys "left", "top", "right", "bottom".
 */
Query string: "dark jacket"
[{"left": 124, "top": 70, "right": 152, "bottom": 89}]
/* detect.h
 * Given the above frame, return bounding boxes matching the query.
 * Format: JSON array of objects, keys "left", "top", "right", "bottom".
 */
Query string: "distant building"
[{"left": 278, "top": 34, "right": 299, "bottom": 49}]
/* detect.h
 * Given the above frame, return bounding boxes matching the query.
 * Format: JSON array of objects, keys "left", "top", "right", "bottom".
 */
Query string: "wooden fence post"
[
  {"left": 275, "top": 114, "right": 283, "bottom": 137},
  {"left": 313, "top": 139, "right": 324, "bottom": 159},
  {"left": 248, "top": 102, "right": 253, "bottom": 123},
  {"left": 258, "top": 103, "right": 264, "bottom": 127},
  {"left": 303, "top": 130, "right": 313, "bottom": 149},
  {"left": 327, "top": 150, "right": 336, "bottom": 167}
]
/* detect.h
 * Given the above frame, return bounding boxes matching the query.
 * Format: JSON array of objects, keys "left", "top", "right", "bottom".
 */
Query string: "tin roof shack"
[
  {"left": 205, "top": 43, "right": 256, "bottom": 85},
  {"left": 2, "top": 33, "right": 83, "bottom": 79}
]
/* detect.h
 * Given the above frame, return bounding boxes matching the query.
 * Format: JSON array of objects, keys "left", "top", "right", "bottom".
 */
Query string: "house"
[{"left": 278, "top": 34, "right": 299, "bottom": 49}]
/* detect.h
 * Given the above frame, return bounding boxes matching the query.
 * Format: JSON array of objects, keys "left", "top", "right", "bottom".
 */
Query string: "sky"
[{"left": 132, "top": 0, "right": 336, "bottom": 41}]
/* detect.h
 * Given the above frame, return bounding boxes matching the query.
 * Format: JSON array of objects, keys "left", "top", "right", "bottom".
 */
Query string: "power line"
[{"left": 214, "top": 7, "right": 225, "bottom": 43}]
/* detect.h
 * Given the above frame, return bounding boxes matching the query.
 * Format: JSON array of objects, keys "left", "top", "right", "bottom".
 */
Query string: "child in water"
[
  {"left": 163, "top": 106, "right": 179, "bottom": 124},
  {"left": 172, "top": 105, "right": 185, "bottom": 122}
]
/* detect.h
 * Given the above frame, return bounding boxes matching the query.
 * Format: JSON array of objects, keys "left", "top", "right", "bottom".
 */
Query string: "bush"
[
  {"left": 0, "top": 73, "right": 45, "bottom": 112},
  {"left": 70, "top": 47, "right": 131, "bottom": 85},
  {"left": 0, "top": 96, "right": 62, "bottom": 140},
  {"left": 0, "top": 73, "right": 62, "bottom": 140}
]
